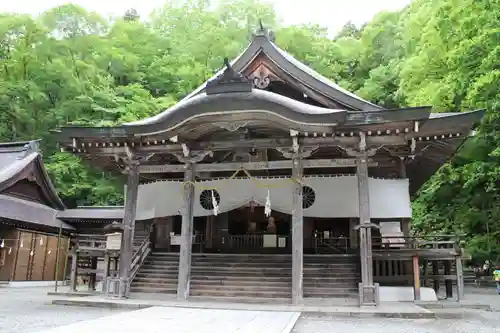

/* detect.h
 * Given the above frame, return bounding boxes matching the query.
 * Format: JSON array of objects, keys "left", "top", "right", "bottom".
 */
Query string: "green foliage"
[{"left": 0, "top": 0, "right": 498, "bottom": 261}]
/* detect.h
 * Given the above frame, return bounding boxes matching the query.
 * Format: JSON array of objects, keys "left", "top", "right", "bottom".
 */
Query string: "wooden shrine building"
[
  {"left": 54, "top": 27, "right": 485, "bottom": 305},
  {"left": 0, "top": 141, "right": 73, "bottom": 282},
  {"left": 0, "top": 140, "right": 124, "bottom": 284}
]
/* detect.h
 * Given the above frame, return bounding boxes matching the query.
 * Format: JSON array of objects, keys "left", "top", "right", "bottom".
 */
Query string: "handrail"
[
  {"left": 313, "top": 236, "right": 348, "bottom": 254},
  {"left": 129, "top": 236, "right": 151, "bottom": 284},
  {"left": 372, "top": 235, "right": 461, "bottom": 250}
]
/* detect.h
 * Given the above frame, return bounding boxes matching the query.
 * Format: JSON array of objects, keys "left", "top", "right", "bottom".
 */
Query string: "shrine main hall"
[{"left": 54, "top": 27, "right": 484, "bottom": 306}]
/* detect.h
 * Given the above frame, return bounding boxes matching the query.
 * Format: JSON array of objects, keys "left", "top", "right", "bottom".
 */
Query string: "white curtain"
[{"left": 135, "top": 176, "right": 412, "bottom": 220}]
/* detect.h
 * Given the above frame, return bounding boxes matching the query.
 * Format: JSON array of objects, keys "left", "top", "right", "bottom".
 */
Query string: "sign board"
[
  {"left": 170, "top": 235, "right": 182, "bottom": 246},
  {"left": 263, "top": 234, "right": 277, "bottom": 248},
  {"left": 106, "top": 233, "right": 122, "bottom": 250}
]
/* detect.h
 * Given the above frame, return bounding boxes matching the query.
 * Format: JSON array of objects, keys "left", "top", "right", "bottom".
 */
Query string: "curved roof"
[
  {"left": 0, "top": 140, "right": 65, "bottom": 210},
  {"left": 126, "top": 88, "right": 348, "bottom": 136}
]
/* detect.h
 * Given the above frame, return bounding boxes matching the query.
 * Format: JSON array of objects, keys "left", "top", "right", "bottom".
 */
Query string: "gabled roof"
[
  {"left": 0, "top": 140, "right": 65, "bottom": 210},
  {"left": 128, "top": 29, "right": 381, "bottom": 129}
]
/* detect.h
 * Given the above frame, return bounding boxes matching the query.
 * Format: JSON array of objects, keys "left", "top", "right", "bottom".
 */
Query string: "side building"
[{"left": 0, "top": 140, "right": 120, "bottom": 284}]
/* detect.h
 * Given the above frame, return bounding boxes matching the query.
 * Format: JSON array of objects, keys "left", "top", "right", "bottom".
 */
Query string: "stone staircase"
[{"left": 130, "top": 253, "right": 360, "bottom": 301}]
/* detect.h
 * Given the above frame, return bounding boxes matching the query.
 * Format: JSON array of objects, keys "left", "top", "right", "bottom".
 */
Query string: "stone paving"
[
  {"left": 34, "top": 306, "right": 300, "bottom": 333},
  {"left": 0, "top": 285, "right": 499, "bottom": 333},
  {"left": 0, "top": 287, "right": 128, "bottom": 333}
]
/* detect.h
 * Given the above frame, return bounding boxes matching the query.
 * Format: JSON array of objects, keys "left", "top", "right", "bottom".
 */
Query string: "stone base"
[
  {"left": 380, "top": 286, "right": 437, "bottom": 302},
  {"left": 359, "top": 282, "right": 380, "bottom": 306},
  {"left": 105, "top": 277, "right": 129, "bottom": 298}
]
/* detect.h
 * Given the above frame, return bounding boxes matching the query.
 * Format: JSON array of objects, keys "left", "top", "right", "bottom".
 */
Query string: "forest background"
[{"left": 0, "top": 0, "right": 498, "bottom": 261}]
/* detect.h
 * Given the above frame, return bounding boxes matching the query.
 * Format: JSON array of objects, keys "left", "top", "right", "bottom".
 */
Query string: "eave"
[{"left": 57, "top": 206, "right": 124, "bottom": 221}]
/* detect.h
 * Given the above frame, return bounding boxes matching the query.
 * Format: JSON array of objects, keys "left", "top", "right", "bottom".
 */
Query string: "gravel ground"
[
  {"left": 0, "top": 287, "right": 128, "bottom": 333},
  {"left": 292, "top": 311, "right": 500, "bottom": 333},
  {"left": 0, "top": 285, "right": 499, "bottom": 333},
  {"left": 293, "top": 288, "right": 500, "bottom": 333}
]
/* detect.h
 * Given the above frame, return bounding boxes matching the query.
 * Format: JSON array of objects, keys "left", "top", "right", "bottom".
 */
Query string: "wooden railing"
[
  {"left": 129, "top": 236, "right": 151, "bottom": 283},
  {"left": 372, "top": 235, "right": 463, "bottom": 286},
  {"left": 311, "top": 235, "right": 349, "bottom": 254},
  {"left": 217, "top": 234, "right": 291, "bottom": 253},
  {"left": 372, "top": 235, "right": 460, "bottom": 250}
]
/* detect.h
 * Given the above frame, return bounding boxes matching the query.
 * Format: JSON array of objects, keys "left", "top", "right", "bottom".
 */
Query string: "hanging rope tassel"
[
  {"left": 40, "top": 237, "right": 43, "bottom": 246},
  {"left": 211, "top": 190, "right": 220, "bottom": 216},
  {"left": 265, "top": 190, "right": 272, "bottom": 217},
  {"left": 0, "top": 239, "right": 4, "bottom": 248},
  {"left": 8, "top": 247, "right": 12, "bottom": 255}
]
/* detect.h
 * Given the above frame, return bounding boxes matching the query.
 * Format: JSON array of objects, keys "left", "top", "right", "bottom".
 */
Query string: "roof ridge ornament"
[
  {"left": 253, "top": 19, "right": 276, "bottom": 42},
  {"left": 206, "top": 57, "right": 252, "bottom": 95},
  {"left": 20, "top": 140, "right": 40, "bottom": 159}
]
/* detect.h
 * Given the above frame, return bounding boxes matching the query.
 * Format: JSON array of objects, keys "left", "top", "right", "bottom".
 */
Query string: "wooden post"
[
  {"left": 413, "top": 255, "right": 420, "bottom": 301},
  {"left": 356, "top": 155, "right": 377, "bottom": 305},
  {"left": 455, "top": 257, "right": 464, "bottom": 301},
  {"left": 177, "top": 163, "right": 195, "bottom": 300},
  {"left": 117, "top": 159, "right": 140, "bottom": 298},
  {"left": 444, "top": 260, "right": 453, "bottom": 298},
  {"left": 54, "top": 223, "right": 63, "bottom": 293},
  {"left": 102, "top": 252, "right": 110, "bottom": 293},
  {"left": 70, "top": 246, "right": 78, "bottom": 292},
  {"left": 291, "top": 156, "right": 304, "bottom": 304},
  {"left": 432, "top": 261, "right": 440, "bottom": 293}
]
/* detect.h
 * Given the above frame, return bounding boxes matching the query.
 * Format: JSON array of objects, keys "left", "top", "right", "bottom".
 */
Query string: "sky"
[{"left": 0, "top": 0, "right": 412, "bottom": 34}]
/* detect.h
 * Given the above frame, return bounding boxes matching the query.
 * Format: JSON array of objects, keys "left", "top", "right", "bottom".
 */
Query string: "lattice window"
[
  {"left": 199, "top": 190, "right": 221, "bottom": 210},
  {"left": 302, "top": 186, "right": 316, "bottom": 209}
]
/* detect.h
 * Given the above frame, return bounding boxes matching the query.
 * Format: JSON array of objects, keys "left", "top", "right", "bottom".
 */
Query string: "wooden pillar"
[
  {"left": 117, "top": 159, "right": 140, "bottom": 298},
  {"left": 444, "top": 260, "right": 453, "bottom": 298},
  {"left": 357, "top": 155, "right": 377, "bottom": 305},
  {"left": 291, "top": 156, "right": 304, "bottom": 304},
  {"left": 432, "top": 261, "right": 440, "bottom": 293},
  {"left": 177, "top": 163, "right": 195, "bottom": 300},
  {"left": 69, "top": 246, "right": 78, "bottom": 292},
  {"left": 102, "top": 252, "right": 110, "bottom": 293},
  {"left": 413, "top": 255, "right": 420, "bottom": 301},
  {"left": 456, "top": 257, "right": 464, "bottom": 301}
]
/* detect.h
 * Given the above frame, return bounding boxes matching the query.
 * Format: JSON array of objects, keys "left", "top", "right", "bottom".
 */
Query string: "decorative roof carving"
[
  {"left": 246, "top": 63, "right": 282, "bottom": 89},
  {"left": 206, "top": 57, "right": 253, "bottom": 95},
  {"left": 253, "top": 19, "right": 276, "bottom": 42}
]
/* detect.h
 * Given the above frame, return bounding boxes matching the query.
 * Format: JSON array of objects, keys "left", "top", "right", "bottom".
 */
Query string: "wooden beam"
[
  {"left": 138, "top": 158, "right": 381, "bottom": 174},
  {"left": 74, "top": 136, "right": 407, "bottom": 156}
]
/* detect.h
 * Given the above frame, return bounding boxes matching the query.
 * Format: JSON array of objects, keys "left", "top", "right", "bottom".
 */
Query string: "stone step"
[
  {"left": 130, "top": 286, "right": 176, "bottom": 294},
  {"left": 137, "top": 270, "right": 358, "bottom": 280},
  {"left": 133, "top": 277, "right": 357, "bottom": 289},
  {"left": 191, "top": 284, "right": 358, "bottom": 294},
  {"left": 134, "top": 275, "right": 358, "bottom": 283},
  {"left": 189, "top": 295, "right": 291, "bottom": 304},
  {"left": 141, "top": 264, "right": 358, "bottom": 273},
  {"left": 189, "top": 289, "right": 291, "bottom": 298},
  {"left": 135, "top": 273, "right": 358, "bottom": 284}
]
